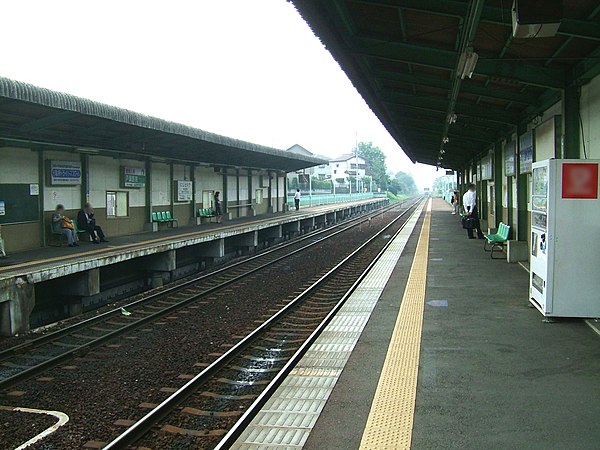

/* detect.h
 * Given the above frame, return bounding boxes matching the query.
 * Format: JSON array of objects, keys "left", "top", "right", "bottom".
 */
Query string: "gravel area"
[
  {"left": 0, "top": 206, "right": 413, "bottom": 448},
  {"left": 0, "top": 408, "right": 57, "bottom": 449}
]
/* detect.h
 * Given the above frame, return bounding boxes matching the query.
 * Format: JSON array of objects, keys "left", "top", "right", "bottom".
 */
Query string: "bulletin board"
[{"left": 0, "top": 184, "right": 41, "bottom": 224}]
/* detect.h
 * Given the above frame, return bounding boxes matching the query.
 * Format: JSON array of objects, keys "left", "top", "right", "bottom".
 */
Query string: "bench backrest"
[
  {"left": 165, "top": 211, "right": 173, "bottom": 220},
  {"left": 160, "top": 211, "right": 167, "bottom": 221},
  {"left": 152, "top": 211, "right": 158, "bottom": 222},
  {"left": 498, "top": 222, "right": 510, "bottom": 240}
]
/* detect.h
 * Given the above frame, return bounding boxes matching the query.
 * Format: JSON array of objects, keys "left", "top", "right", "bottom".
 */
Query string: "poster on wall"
[
  {"left": 121, "top": 167, "right": 146, "bottom": 188},
  {"left": 47, "top": 160, "right": 82, "bottom": 185},
  {"left": 176, "top": 180, "right": 193, "bottom": 202},
  {"left": 481, "top": 152, "right": 493, "bottom": 180},
  {"left": 504, "top": 140, "right": 516, "bottom": 176},
  {"left": 519, "top": 131, "right": 534, "bottom": 174}
]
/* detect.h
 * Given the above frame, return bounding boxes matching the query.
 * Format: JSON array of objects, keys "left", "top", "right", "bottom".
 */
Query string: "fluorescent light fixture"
[
  {"left": 448, "top": 113, "right": 457, "bottom": 124},
  {"left": 457, "top": 48, "right": 479, "bottom": 79},
  {"left": 443, "top": 137, "right": 450, "bottom": 144}
]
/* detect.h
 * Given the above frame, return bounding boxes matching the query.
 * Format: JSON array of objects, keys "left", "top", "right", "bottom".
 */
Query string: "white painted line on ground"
[
  {"left": 0, "top": 405, "right": 69, "bottom": 449},
  {"left": 231, "top": 203, "right": 426, "bottom": 449}
]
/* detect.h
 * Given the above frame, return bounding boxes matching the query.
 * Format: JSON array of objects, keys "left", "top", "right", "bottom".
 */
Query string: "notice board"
[{"left": 0, "top": 184, "right": 40, "bottom": 224}]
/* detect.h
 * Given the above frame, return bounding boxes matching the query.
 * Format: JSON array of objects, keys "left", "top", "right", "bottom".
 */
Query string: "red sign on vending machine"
[{"left": 562, "top": 163, "right": 599, "bottom": 199}]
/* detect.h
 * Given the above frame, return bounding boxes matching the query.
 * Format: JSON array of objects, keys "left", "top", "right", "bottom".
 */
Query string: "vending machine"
[{"left": 529, "top": 159, "right": 600, "bottom": 317}]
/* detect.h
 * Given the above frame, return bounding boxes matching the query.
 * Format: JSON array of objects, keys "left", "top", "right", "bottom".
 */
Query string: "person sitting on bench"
[
  {"left": 77, "top": 202, "right": 108, "bottom": 244},
  {"left": 52, "top": 204, "right": 79, "bottom": 247}
]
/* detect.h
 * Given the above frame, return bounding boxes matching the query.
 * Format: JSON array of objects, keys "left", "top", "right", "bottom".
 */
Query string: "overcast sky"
[{"left": 1, "top": 0, "right": 439, "bottom": 189}]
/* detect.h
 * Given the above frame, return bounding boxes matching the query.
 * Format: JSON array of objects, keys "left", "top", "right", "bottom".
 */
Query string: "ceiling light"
[
  {"left": 457, "top": 48, "right": 479, "bottom": 79},
  {"left": 448, "top": 113, "right": 457, "bottom": 124},
  {"left": 443, "top": 137, "right": 450, "bottom": 144}
]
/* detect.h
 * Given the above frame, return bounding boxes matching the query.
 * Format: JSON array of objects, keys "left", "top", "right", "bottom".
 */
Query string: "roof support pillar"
[
  {"left": 145, "top": 158, "right": 153, "bottom": 226},
  {"left": 516, "top": 124, "right": 529, "bottom": 241},
  {"left": 562, "top": 85, "right": 581, "bottom": 159},
  {"left": 494, "top": 141, "right": 503, "bottom": 228}
]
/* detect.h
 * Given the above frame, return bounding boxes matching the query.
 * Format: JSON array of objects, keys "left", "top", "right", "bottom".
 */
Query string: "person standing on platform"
[
  {"left": 0, "top": 225, "right": 6, "bottom": 258},
  {"left": 214, "top": 191, "right": 223, "bottom": 224},
  {"left": 463, "top": 184, "right": 484, "bottom": 239},
  {"left": 450, "top": 191, "right": 458, "bottom": 215},
  {"left": 294, "top": 189, "right": 301, "bottom": 211},
  {"left": 77, "top": 203, "right": 108, "bottom": 244}
]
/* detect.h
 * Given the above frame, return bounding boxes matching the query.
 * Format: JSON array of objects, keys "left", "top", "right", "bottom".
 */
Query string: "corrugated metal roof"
[{"left": 0, "top": 77, "right": 327, "bottom": 170}]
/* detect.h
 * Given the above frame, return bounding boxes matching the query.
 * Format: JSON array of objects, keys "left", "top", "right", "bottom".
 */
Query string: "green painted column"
[
  {"left": 562, "top": 85, "right": 581, "bottom": 159},
  {"left": 145, "top": 158, "right": 152, "bottom": 224},
  {"left": 516, "top": 125, "right": 529, "bottom": 241},
  {"left": 38, "top": 148, "right": 46, "bottom": 247},
  {"left": 494, "top": 142, "right": 503, "bottom": 228}
]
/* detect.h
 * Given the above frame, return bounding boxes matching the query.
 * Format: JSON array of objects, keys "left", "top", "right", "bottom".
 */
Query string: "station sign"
[
  {"left": 519, "top": 131, "right": 534, "bottom": 174},
  {"left": 481, "top": 152, "right": 493, "bottom": 180},
  {"left": 47, "top": 160, "right": 82, "bottom": 186},
  {"left": 175, "top": 180, "right": 193, "bottom": 202},
  {"left": 504, "top": 140, "right": 516, "bottom": 176},
  {"left": 121, "top": 166, "right": 146, "bottom": 188}
]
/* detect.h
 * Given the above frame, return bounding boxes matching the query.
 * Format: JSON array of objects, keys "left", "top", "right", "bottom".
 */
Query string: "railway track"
[
  {"left": 104, "top": 198, "right": 424, "bottom": 449},
  {"left": 0, "top": 199, "right": 416, "bottom": 391}
]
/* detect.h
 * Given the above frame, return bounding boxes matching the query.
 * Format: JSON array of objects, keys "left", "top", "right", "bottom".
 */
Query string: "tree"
[
  {"left": 354, "top": 141, "right": 388, "bottom": 190},
  {"left": 388, "top": 171, "right": 418, "bottom": 196}
]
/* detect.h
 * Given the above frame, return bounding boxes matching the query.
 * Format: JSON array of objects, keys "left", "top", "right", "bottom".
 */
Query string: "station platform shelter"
[
  {"left": 231, "top": 199, "right": 600, "bottom": 450},
  {"left": 0, "top": 77, "right": 325, "bottom": 255}
]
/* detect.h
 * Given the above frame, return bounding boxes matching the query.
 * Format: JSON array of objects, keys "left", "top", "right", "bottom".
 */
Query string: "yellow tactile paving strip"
[{"left": 359, "top": 199, "right": 431, "bottom": 450}]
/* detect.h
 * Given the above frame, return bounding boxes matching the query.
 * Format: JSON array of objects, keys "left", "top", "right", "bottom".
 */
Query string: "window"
[
  {"left": 350, "top": 163, "right": 357, "bottom": 169},
  {"left": 106, "top": 191, "right": 129, "bottom": 218},
  {"left": 202, "top": 190, "right": 214, "bottom": 209},
  {"left": 255, "top": 189, "right": 263, "bottom": 204}
]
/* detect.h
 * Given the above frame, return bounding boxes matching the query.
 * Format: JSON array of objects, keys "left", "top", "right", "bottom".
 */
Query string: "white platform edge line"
[{"left": 231, "top": 203, "right": 425, "bottom": 449}]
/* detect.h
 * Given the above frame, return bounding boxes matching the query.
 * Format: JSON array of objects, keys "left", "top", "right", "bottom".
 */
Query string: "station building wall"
[
  {"left": 461, "top": 72, "right": 600, "bottom": 265},
  {"left": 0, "top": 144, "right": 290, "bottom": 253},
  {"left": 580, "top": 74, "right": 600, "bottom": 158}
]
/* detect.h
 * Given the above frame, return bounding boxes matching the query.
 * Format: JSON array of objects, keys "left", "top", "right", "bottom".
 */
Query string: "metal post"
[{"left": 563, "top": 84, "right": 581, "bottom": 159}]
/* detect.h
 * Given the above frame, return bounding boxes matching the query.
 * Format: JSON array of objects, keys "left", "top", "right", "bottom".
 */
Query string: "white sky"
[{"left": 1, "top": 0, "right": 439, "bottom": 189}]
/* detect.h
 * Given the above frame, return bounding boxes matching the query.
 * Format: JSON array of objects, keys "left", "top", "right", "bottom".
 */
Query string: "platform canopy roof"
[
  {"left": 290, "top": 0, "right": 600, "bottom": 168},
  {"left": 0, "top": 77, "right": 326, "bottom": 172}
]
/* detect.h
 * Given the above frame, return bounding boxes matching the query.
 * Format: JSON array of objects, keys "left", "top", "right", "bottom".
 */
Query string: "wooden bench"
[{"left": 484, "top": 222, "right": 510, "bottom": 259}]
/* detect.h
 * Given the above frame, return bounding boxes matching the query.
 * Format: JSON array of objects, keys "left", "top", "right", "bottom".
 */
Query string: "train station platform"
[
  {"left": 233, "top": 198, "right": 600, "bottom": 450},
  {"left": 0, "top": 197, "right": 387, "bottom": 337}
]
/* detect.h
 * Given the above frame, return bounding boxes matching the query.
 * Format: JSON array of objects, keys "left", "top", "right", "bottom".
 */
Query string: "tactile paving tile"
[
  {"left": 231, "top": 203, "right": 426, "bottom": 449},
  {"left": 359, "top": 199, "right": 431, "bottom": 450}
]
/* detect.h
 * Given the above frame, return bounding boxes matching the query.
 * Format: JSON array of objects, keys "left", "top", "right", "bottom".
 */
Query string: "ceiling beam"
[
  {"left": 374, "top": 69, "right": 538, "bottom": 105},
  {"left": 19, "top": 111, "right": 78, "bottom": 132},
  {"left": 381, "top": 90, "right": 518, "bottom": 124},
  {"left": 353, "top": 0, "right": 600, "bottom": 41},
  {"left": 351, "top": 36, "right": 566, "bottom": 89}
]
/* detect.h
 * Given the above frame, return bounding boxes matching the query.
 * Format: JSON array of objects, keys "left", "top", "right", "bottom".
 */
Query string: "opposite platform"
[{"left": 235, "top": 197, "right": 600, "bottom": 449}]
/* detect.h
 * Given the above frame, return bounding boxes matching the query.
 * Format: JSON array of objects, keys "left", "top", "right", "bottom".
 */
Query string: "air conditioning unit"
[{"left": 512, "top": 0, "right": 562, "bottom": 38}]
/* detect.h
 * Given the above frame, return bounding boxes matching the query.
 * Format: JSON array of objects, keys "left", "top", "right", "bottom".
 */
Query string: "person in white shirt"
[
  {"left": 462, "top": 184, "right": 484, "bottom": 239},
  {"left": 294, "top": 189, "right": 301, "bottom": 211}
]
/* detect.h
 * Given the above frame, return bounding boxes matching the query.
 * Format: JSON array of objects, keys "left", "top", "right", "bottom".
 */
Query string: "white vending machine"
[{"left": 529, "top": 159, "right": 600, "bottom": 317}]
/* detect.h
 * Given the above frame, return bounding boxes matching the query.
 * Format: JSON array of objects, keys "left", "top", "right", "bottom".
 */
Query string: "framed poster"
[
  {"left": 175, "top": 180, "right": 193, "bottom": 202},
  {"left": 504, "top": 140, "right": 516, "bottom": 176},
  {"left": 47, "top": 160, "right": 82, "bottom": 185},
  {"left": 121, "top": 166, "right": 146, "bottom": 188},
  {"left": 519, "top": 131, "right": 534, "bottom": 174},
  {"left": 481, "top": 152, "right": 493, "bottom": 180}
]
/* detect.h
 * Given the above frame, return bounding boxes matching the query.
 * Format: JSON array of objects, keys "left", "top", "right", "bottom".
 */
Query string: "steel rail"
[
  {"left": 0, "top": 200, "right": 411, "bottom": 390},
  {"left": 103, "top": 198, "right": 424, "bottom": 449}
]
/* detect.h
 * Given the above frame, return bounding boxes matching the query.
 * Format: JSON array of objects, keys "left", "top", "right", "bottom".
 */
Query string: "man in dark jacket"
[{"left": 77, "top": 203, "right": 108, "bottom": 244}]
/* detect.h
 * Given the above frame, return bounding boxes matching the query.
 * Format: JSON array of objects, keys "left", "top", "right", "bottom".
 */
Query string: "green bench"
[
  {"left": 197, "top": 208, "right": 215, "bottom": 222},
  {"left": 151, "top": 211, "right": 178, "bottom": 228},
  {"left": 484, "top": 222, "right": 510, "bottom": 259}
]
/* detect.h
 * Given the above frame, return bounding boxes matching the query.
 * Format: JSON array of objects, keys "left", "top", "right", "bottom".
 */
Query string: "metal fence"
[{"left": 287, "top": 192, "right": 375, "bottom": 208}]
